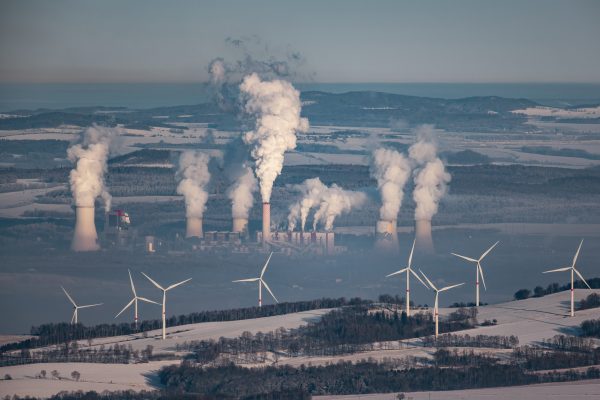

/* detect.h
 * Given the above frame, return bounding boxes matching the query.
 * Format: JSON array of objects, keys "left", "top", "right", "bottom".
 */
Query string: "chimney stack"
[
  {"left": 262, "top": 202, "right": 271, "bottom": 245},
  {"left": 232, "top": 217, "right": 248, "bottom": 233},
  {"left": 72, "top": 206, "right": 99, "bottom": 251},
  {"left": 186, "top": 217, "right": 203, "bottom": 238},
  {"left": 415, "top": 219, "right": 434, "bottom": 253}
]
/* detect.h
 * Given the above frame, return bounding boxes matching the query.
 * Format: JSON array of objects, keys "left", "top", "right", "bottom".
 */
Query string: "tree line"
[
  {"left": 422, "top": 333, "right": 519, "bottom": 349},
  {"left": 181, "top": 306, "right": 476, "bottom": 364},
  {"left": 1, "top": 297, "right": 366, "bottom": 353},
  {"left": 513, "top": 277, "right": 600, "bottom": 300}
]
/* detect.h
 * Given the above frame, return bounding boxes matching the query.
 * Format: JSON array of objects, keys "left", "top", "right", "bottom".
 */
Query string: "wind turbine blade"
[
  {"left": 166, "top": 278, "right": 192, "bottom": 291},
  {"left": 573, "top": 268, "right": 592, "bottom": 290},
  {"left": 115, "top": 298, "right": 135, "bottom": 318},
  {"left": 479, "top": 241, "right": 499, "bottom": 261},
  {"left": 141, "top": 272, "right": 164, "bottom": 291},
  {"left": 78, "top": 303, "right": 102, "bottom": 309},
  {"left": 572, "top": 239, "right": 584, "bottom": 268},
  {"left": 419, "top": 269, "right": 437, "bottom": 291},
  {"left": 128, "top": 269, "right": 137, "bottom": 296},
  {"left": 71, "top": 310, "right": 76, "bottom": 324},
  {"left": 386, "top": 268, "right": 408, "bottom": 278},
  {"left": 542, "top": 267, "right": 571, "bottom": 274},
  {"left": 261, "top": 279, "right": 279, "bottom": 303},
  {"left": 410, "top": 268, "right": 428, "bottom": 288},
  {"left": 260, "top": 252, "right": 274, "bottom": 278},
  {"left": 408, "top": 239, "right": 416, "bottom": 268},
  {"left": 440, "top": 282, "right": 465, "bottom": 292},
  {"left": 478, "top": 264, "right": 487, "bottom": 291},
  {"left": 61, "top": 286, "right": 77, "bottom": 307},
  {"left": 451, "top": 253, "right": 477, "bottom": 263},
  {"left": 137, "top": 296, "right": 161, "bottom": 305},
  {"left": 233, "top": 278, "right": 260, "bottom": 283}
]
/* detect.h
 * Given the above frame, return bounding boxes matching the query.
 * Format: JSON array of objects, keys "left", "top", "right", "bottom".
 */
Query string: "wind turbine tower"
[
  {"left": 451, "top": 241, "right": 499, "bottom": 307},
  {"left": 386, "top": 239, "right": 428, "bottom": 316},
  {"left": 141, "top": 272, "right": 191, "bottom": 340},
  {"left": 233, "top": 252, "right": 278, "bottom": 307},
  {"left": 419, "top": 270, "right": 464, "bottom": 337},
  {"left": 543, "top": 239, "right": 592, "bottom": 317},
  {"left": 61, "top": 286, "right": 102, "bottom": 324},
  {"left": 115, "top": 270, "right": 160, "bottom": 328}
]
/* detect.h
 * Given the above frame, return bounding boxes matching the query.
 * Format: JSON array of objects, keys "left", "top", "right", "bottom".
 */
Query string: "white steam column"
[
  {"left": 370, "top": 148, "right": 411, "bottom": 253},
  {"left": 67, "top": 125, "right": 116, "bottom": 252},
  {"left": 176, "top": 151, "right": 210, "bottom": 239},
  {"left": 239, "top": 73, "right": 308, "bottom": 247},
  {"left": 408, "top": 126, "right": 451, "bottom": 254}
]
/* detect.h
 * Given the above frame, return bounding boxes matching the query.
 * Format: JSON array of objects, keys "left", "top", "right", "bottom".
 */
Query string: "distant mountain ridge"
[{"left": 0, "top": 91, "right": 539, "bottom": 132}]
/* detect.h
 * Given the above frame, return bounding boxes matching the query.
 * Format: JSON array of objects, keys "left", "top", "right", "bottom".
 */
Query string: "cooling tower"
[
  {"left": 186, "top": 217, "right": 203, "bottom": 238},
  {"left": 71, "top": 206, "right": 99, "bottom": 251},
  {"left": 232, "top": 217, "right": 248, "bottom": 233},
  {"left": 375, "top": 219, "right": 399, "bottom": 251},
  {"left": 415, "top": 219, "right": 434, "bottom": 253},
  {"left": 262, "top": 202, "right": 271, "bottom": 244}
]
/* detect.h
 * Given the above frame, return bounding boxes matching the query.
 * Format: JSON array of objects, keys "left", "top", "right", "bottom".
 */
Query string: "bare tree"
[{"left": 71, "top": 370, "right": 81, "bottom": 381}]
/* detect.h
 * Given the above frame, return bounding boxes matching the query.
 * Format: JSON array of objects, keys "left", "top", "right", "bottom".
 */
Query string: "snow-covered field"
[
  {"left": 438, "top": 289, "right": 600, "bottom": 345},
  {"left": 0, "top": 360, "right": 174, "bottom": 398},
  {"left": 0, "top": 185, "right": 70, "bottom": 218},
  {"left": 2, "top": 292, "right": 599, "bottom": 398},
  {"left": 513, "top": 105, "right": 600, "bottom": 119},
  {"left": 315, "top": 379, "right": 600, "bottom": 399},
  {"left": 40, "top": 309, "right": 333, "bottom": 354}
]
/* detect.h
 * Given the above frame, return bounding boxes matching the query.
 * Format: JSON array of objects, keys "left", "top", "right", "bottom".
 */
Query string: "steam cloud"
[
  {"left": 227, "top": 166, "right": 258, "bottom": 219},
  {"left": 369, "top": 148, "right": 412, "bottom": 223},
  {"left": 207, "top": 36, "right": 310, "bottom": 111},
  {"left": 408, "top": 125, "right": 451, "bottom": 221},
  {"left": 67, "top": 125, "right": 118, "bottom": 212},
  {"left": 287, "top": 178, "right": 366, "bottom": 231},
  {"left": 287, "top": 178, "right": 328, "bottom": 231},
  {"left": 176, "top": 151, "right": 211, "bottom": 219},
  {"left": 240, "top": 73, "right": 309, "bottom": 202}
]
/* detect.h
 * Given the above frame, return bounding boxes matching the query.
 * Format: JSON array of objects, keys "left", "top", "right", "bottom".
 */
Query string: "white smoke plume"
[
  {"left": 408, "top": 125, "right": 451, "bottom": 221},
  {"left": 312, "top": 184, "right": 367, "bottom": 231},
  {"left": 207, "top": 37, "right": 311, "bottom": 111},
  {"left": 369, "top": 148, "right": 412, "bottom": 222},
  {"left": 67, "top": 125, "right": 118, "bottom": 212},
  {"left": 176, "top": 151, "right": 211, "bottom": 219},
  {"left": 240, "top": 73, "right": 309, "bottom": 202},
  {"left": 227, "top": 165, "right": 258, "bottom": 219},
  {"left": 287, "top": 177, "right": 328, "bottom": 231}
]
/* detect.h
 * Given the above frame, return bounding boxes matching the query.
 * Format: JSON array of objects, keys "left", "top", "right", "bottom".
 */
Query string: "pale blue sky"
[{"left": 1, "top": 0, "right": 599, "bottom": 83}]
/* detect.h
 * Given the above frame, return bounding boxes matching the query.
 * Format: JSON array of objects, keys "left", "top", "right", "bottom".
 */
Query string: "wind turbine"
[
  {"left": 419, "top": 270, "right": 464, "bottom": 337},
  {"left": 233, "top": 252, "right": 278, "bottom": 307},
  {"left": 385, "top": 239, "right": 428, "bottom": 316},
  {"left": 115, "top": 269, "right": 160, "bottom": 328},
  {"left": 451, "top": 241, "right": 499, "bottom": 307},
  {"left": 543, "top": 239, "right": 591, "bottom": 317},
  {"left": 61, "top": 286, "right": 102, "bottom": 325},
  {"left": 141, "top": 272, "right": 191, "bottom": 340}
]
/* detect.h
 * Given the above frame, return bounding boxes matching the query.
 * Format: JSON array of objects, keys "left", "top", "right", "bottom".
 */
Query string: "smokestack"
[
  {"left": 232, "top": 217, "right": 248, "bottom": 233},
  {"left": 415, "top": 219, "right": 434, "bottom": 253},
  {"left": 186, "top": 217, "right": 203, "bottom": 238},
  {"left": 71, "top": 206, "right": 99, "bottom": 251},
  {"left": 262, "top": 202, "right": 271, "bottom": 244}
]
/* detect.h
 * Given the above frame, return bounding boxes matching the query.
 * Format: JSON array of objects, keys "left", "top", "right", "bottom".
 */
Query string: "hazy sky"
[{"left": 1, "top": 0, "right": 599, "bottom": 83}]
